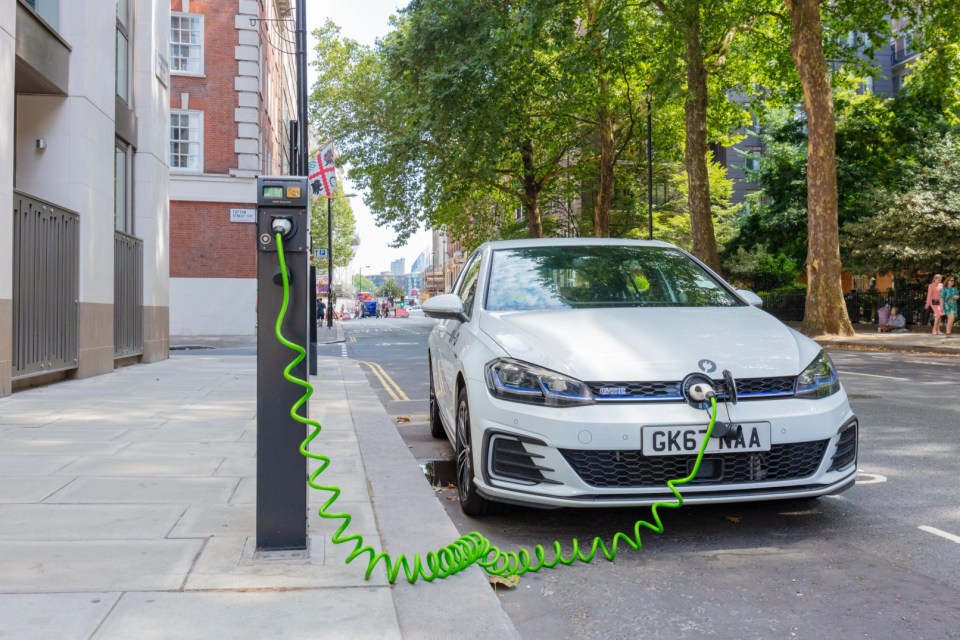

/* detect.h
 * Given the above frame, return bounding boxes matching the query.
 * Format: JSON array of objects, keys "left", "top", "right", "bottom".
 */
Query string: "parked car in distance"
[{"left": 424, "top": 238, "right": 857, "bottom": 516}]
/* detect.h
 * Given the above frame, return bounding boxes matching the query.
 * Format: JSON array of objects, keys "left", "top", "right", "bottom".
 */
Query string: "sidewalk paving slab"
[{"left": 0, "top": 348, "right": 520, "bottom": 640}]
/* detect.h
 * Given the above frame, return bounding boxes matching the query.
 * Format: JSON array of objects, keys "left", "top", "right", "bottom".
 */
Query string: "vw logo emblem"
[{"left": 698, "top": 359, "right": 717, "bottom": 374}]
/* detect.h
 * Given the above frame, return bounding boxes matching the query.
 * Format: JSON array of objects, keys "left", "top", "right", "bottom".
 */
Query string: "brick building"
[{"left": 168, "top": 0, "right": 297, "bottom": 336}]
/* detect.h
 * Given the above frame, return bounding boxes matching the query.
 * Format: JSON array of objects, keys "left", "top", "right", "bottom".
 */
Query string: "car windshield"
[{"left": 485, "top": 245, "right": 741, "bottom": 311}]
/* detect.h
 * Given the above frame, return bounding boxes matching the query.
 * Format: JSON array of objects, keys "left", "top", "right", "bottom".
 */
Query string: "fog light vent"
[
  {"left": 489, "top": 435, "right": 554, "bottom": 484},
  {"left": 828, "top": 421, "right": 858, "bottom": 472}
]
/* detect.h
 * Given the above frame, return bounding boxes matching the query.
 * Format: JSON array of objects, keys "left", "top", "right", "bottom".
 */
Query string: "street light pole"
[
  {"left": 647, "top": 86, "right": 654, "bottom": 241},
  {"left": 325, "top": 193, "right": 358, "bottom": 328},
  {"left": 327, "top": 196, "right": 333, "bottom": 328}
]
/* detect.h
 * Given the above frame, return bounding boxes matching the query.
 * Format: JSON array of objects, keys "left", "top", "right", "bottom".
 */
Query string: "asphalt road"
[{"left": 322, "top": 319, "right": 960, "bottom": 640}]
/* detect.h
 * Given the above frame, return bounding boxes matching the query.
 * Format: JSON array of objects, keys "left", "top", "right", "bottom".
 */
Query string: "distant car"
[
  {"left": 424, "top": 238, "right": 857, "bottom": 516},
  {"left": 361, "top": 300, "right": 378, "bottom": 318}
]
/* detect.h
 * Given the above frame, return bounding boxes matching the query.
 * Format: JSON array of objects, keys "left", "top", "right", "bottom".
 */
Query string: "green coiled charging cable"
[{"left": 272, "top": 232, "right": 718, "bottom": 584}]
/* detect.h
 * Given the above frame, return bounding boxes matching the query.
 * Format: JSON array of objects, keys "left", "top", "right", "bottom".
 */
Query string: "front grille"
[
  {"left": 588, "top": 376, "right": 796, "bottom": 403},
  {"left": 490, "top": 436, "right": 550, "bottom": 483},
  {"left": 721, "top": 376, "right": 796, "bottom": 398},
  {"left": 560, "top": 440, "right": 828, "bottom": 488},
  {"left": 828, "top": 423, "right": 857, "bottom": 471}
]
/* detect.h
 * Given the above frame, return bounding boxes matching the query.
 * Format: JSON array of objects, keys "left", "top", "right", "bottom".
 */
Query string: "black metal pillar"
[
  {"left": 327, "top": 197, "right": 334, "bottom": 328},
  {"left": 647, "top": 90, "right": 654, "bottom": 241},
  {"left": 256, "top": 177, "right": 309, "bottom": 551}
]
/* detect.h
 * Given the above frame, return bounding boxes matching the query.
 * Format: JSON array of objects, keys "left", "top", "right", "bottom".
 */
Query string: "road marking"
[
  {"left": 904, "top": 359, "right": 960, "bottom": 367},
  {"left": 856, "top": 471, "right": 887, "bottom": 484},
  {"left": 340, "top": 344, "right": 348, "bottom": 358},
  {"left": 918, "top": 526, "right": 960, "bottom": 544},
  {"left": 357, "top": 361, "right": 410, "bottom": 402},
  {"left": 838, "top": 370, "right": 910, "bottom": 381}
]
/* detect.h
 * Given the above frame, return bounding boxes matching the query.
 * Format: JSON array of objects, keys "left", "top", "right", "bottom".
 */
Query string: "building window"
[
  {"left": 24, "top": 0, "right": 59, "bottom": 31},
  {"left": 115, "top": 144, "right": 131, "bottom": 233},
  {"left": 171, "top": 13, "right": 203, "bottom": 74},
  {"left": 170, "top": 111, "right": 203, "bottom": 172},
  {"left": 116, "top": 0, "right": 130, "bottom": 102}
]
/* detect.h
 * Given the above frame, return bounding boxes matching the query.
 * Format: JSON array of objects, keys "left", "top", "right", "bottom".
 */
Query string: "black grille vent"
[
  {"left": 588, "top": 376, "right": 796, "bottom": 402},
  {"left": 828, "top": 423, "right": 857, "bottom": 471},
  {"left": 559, "top": 441, "right": 828, "bottom": 488},
  {"left": 490, "top": 436, "right": 551, "bottom": 483}
]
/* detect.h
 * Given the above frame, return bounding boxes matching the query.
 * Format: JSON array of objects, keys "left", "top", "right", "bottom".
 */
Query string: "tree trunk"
[
  {"left": 520, "top": 139, "right": 543, "bottom": 238},
  {"left": 683, "top": 0, "right": 720, "bottom": 272},
  {"left": 786, "top": 0, "right": 853, "bottom": 336},
  {"left": 594, "top": 76, "right": 615, "bottom": 238}
]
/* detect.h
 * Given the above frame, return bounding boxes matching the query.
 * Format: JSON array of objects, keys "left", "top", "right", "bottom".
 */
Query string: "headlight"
[
  {"left": 485, "top": 358, "right": 594, "bottom": 407},
  {"left": 795, "top": 351, "right": 840, "bottom": 399}
]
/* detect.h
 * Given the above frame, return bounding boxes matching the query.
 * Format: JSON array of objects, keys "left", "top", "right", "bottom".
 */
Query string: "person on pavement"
[
  {"left": 941, "top": 276, "right": 959, "bottom": 337},
  {"left": 878, "top": 306, "right": 907, "bottom": 333},
  {"left": 926, "top": 274, "right": 944, "bottom": 334}
]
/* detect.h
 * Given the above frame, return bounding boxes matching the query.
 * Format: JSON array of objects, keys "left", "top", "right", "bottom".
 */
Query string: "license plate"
[{"left": 642, "top": 423, "right": 771, "bottom": 456}]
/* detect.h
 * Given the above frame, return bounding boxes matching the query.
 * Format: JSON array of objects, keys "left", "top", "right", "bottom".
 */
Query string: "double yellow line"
[{"left": 358, "top": 361, "right": 409, "bottom": 401}]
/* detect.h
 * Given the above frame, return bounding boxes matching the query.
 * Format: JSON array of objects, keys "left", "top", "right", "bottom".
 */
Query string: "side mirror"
[
  {"left": 422, "top": 294, "right": 468, "bottom": 322},
  {"left": 737, "top": 289, "right": 764, "bottom": 308}
]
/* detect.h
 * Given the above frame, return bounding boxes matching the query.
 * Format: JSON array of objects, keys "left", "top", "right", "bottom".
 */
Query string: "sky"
[{"left": 305, "top": 1, "right": 432, "bottom": 276}]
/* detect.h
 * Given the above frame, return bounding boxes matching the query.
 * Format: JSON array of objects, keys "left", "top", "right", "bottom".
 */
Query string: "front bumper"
[{"left": 465, "top": 377, "right": 858, "bottom": 509}]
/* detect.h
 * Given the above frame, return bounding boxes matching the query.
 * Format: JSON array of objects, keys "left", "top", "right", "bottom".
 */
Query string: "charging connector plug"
[
  {"left": 271, "top": 217, "right": 294, "bottom": 238},
  {"left": 687, "top": 383, "right": 716, "bottom": 403}
]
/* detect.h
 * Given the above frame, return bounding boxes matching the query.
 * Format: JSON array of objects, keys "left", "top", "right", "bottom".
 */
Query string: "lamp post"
[
  {"left": 326, "top": 193, "right": 358, "bottom": 328},
  {"left": 358, "top": 264, "right": 370, "bottom": 298},
  {"left": 646, "top": 85, "right": 654, "bottom": 241}
]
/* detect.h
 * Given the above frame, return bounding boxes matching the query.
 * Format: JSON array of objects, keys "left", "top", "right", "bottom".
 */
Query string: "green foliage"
[
  {"left": 376, "top": 279, "right": 405, "bottom": 300},
  {"left": 352, "top": 274, "right": 376, "bottom": 293},
  {"left": 726, "top": 80, "right": 958, "bottom": 267},
  {"left": 722, "top": 247, "right": 801, "bottom": 292},
  {"left": 843, "top": 135, "right": 960, "bottom": 277},
  {"left": 625, "top": 155, "right": 739, "bottom": 252},
  {"left": 309, "top": 189, "right": 357, "bottom": 270}
]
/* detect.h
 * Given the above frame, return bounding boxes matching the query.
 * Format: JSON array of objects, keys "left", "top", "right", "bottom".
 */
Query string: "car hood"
[{"left": 479, "top": 306, "right": 819, "bottom": 381}]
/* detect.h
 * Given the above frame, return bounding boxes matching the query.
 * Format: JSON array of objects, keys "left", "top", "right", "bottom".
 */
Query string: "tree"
[
  {"left": 784, "top": 0, "right": 853, "bottom": 335},
  {"left": 353, "top": 274, "right": 376, "bottom": 293},
  {"left": 310, "top": 189, "right": 358, "bottom": 270},
  {"left": 376, "top": 279, "right": 405, "bottom": 300},
  {"left": 647, "top": 0, "right": 774, "bottom": 272},
  {"left": 843, "top": 135, "right": 960, "bottom": 277}
]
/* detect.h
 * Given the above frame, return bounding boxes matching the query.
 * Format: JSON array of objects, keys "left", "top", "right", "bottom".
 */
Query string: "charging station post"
[{"left": 256, "top": 176, "right": 309, "bottom": 551}]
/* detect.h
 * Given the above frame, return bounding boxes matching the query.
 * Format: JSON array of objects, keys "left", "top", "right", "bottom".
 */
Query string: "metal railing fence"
[
  {"left": 760, "top": 287, "right": 930, "bottom": 325},
  {"left": 114, "top": 231, "right": 143, "bottom": 358},
  {"left": 12, "top": 190, "right": 79, "bottom": 379}
]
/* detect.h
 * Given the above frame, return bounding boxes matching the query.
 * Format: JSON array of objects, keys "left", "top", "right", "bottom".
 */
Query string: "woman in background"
[
  {"left": 940, "top": 276, "right": 958, "bottom": 337},
  {"left": 925, "top": 274, "right": 944, "bottom": 335}
]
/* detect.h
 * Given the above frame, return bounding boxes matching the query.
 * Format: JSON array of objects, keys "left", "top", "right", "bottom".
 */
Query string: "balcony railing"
[
  {"left": 12, "top": 190, "right": 79, "bottom": 380},
  {"left": 114, "top": 231, "right": 144, "bottom": 358}
]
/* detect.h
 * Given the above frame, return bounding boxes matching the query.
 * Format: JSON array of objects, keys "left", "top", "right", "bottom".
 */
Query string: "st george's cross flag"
[{"left": 308, "top": 142, "right": 340, "bottom": 199}]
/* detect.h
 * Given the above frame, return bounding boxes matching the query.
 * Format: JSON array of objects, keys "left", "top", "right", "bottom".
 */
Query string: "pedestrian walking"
[
  {"left": 925, "top": 274, "right": 944, "bottom": 334},
  {"left": 941, "top": 276, "right": 959, "bottom": 337}
]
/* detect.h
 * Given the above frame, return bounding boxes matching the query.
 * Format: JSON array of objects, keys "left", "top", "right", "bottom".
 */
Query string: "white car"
[{"left": 424, "top": 238, "right": 857, "bottom": 516}]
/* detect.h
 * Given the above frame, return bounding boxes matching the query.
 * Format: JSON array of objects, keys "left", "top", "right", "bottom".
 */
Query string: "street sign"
[{"left": 314, "top": 248, "right": 328, "bottom": 259}]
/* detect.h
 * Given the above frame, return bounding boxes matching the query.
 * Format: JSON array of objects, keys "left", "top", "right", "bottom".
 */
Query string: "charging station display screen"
[{"left": 262, "top": 186, "right": 284, "bottom": 199}]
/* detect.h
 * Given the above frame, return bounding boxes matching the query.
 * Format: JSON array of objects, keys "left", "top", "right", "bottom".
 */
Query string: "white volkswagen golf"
[{"left": 424, "top": 239, "right": 858, "bottom": 516}]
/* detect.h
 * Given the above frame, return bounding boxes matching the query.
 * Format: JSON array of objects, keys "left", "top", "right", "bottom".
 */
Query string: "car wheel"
[
  {"left": 455, "top": 386, "right": 502, "bottom": 517},
  {"left": 428, "top": 359, "right": 445, "bottom": 439}
]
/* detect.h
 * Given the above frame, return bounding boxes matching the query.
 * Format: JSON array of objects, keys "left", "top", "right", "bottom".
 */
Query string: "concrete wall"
[
  {"left": 0, "top": 0, "right": 14, "bottom": 396},
  {"left": 170, "top": 278, "right": 256, "bottom": 336},
  {"left": 135, "top": 0, "right": 171, "bottom": 363}
]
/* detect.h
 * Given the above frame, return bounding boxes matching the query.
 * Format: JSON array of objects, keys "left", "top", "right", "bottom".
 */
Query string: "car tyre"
[
  {"left": 455, "top": 386, "right": 503, "bottom": 517},
  {"left": 428, "top": 359, "right": 445, "bottom": 439}
]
